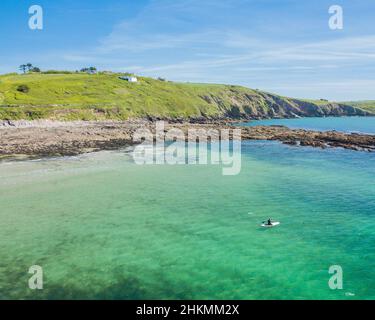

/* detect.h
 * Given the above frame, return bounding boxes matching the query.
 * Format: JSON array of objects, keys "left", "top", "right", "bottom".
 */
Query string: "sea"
[{"left": 0, "top": 117, "right": 374, "bottom": 299}]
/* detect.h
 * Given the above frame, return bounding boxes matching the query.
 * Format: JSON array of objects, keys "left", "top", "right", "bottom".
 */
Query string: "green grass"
[
  {"left": 0, "top": 73, "right": 263, "bottom": 120},
  {"left": 299, "top": 98, "right": 332, "bottom": 106},
  {"left": 341, "top": 100, "right": 375, "bottom": 112},
  {"left": 0, "top": 72, "right": 371, "bottom": 120}
]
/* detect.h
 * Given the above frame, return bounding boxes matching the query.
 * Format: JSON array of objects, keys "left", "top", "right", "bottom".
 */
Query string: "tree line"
[
  {"left": 19, "top": 63, "right": 40, "bottom": 73},
  {"left": 18, "top": 64, "right": 98, "bottom": 74}
]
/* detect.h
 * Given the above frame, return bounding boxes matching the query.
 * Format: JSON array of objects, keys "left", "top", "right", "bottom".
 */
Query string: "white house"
[{"left": 119, "top": 76, "right": 138, "bottom": 83}]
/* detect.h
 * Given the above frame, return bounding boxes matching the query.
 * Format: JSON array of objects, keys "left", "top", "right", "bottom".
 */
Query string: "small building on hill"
[{"left": 119, "top": 76, "right": 138, "bottom": 83}]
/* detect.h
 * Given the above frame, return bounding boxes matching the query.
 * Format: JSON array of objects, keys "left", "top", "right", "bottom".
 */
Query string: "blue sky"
[{"left": 1, "top": 0, "right": 375, "bottom": 100}]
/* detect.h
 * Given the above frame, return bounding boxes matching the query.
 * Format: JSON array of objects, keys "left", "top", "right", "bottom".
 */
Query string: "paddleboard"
[{"left": 261, "top": 222, "right": 280, "bottom": 228}]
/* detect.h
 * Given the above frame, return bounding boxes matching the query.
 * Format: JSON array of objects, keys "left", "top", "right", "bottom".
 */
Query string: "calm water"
[
  {"left": 240, "top": 116, "right": 375, "bottom": 134},
  {"left": 0, "top": 139, "right": 374, "bottom": 300}
]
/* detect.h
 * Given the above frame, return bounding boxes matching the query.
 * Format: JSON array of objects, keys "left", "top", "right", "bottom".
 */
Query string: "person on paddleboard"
[{"left": 267, "top": 218, "right": 272, "bottom": 225}]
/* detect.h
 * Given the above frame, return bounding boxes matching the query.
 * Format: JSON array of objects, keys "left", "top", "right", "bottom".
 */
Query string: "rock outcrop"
[{"left": 1, "top": 121, "right": 374, "bottom": 159}]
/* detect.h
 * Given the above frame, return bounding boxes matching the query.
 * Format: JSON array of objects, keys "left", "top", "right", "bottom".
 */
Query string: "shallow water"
[
  {"left": 239, "top": 116, "right": 375, "bottom": 134},
  {"left": 0, "top": 141, "right": 374, "bottom": 299}
]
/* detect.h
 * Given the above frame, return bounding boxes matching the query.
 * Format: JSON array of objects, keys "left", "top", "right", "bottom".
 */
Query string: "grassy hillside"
[
  {"left": 342, "top": 100, "right": 375, "bottom": 113},
  {"left": 0, "top": 72, "right": 371, "bottom": 120}
]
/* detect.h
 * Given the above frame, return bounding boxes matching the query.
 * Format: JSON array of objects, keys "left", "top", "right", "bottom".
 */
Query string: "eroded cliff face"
[{"left": 202, "top": 90, "right": 371, "bottom": 120}]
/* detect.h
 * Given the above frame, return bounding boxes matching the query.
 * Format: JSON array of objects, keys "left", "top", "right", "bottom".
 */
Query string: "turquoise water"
[
  {"left": 0, "top": 141, "right": 374, "bottom": 300},
  {"left": 240, "top": 116, "right": 375, "bottom": 134}
]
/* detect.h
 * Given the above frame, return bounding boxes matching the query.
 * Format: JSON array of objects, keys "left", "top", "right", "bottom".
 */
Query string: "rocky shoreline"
[
  {"left": 0, "top": 120, "right": 374, "bottom": 159},
  {"left": 240, "top": 125, "right": 375, "bottom": 152}
]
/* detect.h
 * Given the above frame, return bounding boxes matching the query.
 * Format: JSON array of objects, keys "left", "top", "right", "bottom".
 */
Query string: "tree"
[
  {"left": 19, "top": 63, "right": 35, "bottom": 73},
  {"left": 19, "top": 64, "right": 27, "bottom": 74},
  {"left": 80, "top": 67, "right": 97, "bottom": 74},
  {"left": 31, "top": 67, "right": 41, "bottom": 73}
]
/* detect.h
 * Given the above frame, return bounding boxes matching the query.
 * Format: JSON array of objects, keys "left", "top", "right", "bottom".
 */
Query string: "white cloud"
[{"left": 58, "top": 0, "right": 375, "bottom": 100}]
